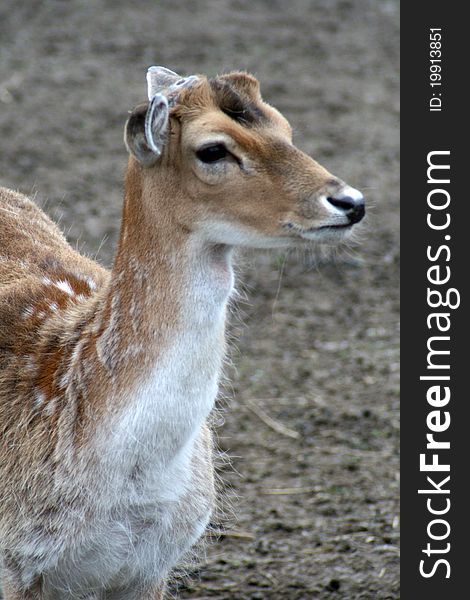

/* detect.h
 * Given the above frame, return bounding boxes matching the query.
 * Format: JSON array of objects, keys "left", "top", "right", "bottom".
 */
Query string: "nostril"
[
  {"left": 349, "top": 202, "right": 365, "bottom": 224},
  {"left": 327, "top": 196, "right": 357, "bottom": 212},
  {"left": 326, "top": 192, "right": 365, "bottom": 225}
]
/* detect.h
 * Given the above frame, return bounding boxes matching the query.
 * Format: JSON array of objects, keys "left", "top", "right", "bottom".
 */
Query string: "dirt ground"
[{"left": 0, "top": 0, "right": 399, "bottom": 598}]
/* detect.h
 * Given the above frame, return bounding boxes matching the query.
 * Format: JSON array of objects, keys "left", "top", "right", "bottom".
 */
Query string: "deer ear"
[
  {"left": 124, "top": 93, "right": 169, "bottom": 166},
  {"left": 147, "top": 65, "right": 200, "bottom": 104},
  {"left": 146, "top": 66, "right": 180, "bottom": 99},
  {"left": 218, "top": 72, "right": 261, "bottom": 101}
]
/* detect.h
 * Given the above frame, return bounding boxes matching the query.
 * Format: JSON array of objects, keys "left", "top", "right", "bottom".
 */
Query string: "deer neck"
[
  {"left": 92, "top": 164, "right": 233, "bottom": 468},
  {"left": 103, "top": 164, "right": 234, "bottom": 362}
]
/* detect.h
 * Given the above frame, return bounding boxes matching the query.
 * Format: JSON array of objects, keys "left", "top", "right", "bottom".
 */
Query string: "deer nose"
[{"left": 326, "top": 187, "right": 365, "bottom": 225}]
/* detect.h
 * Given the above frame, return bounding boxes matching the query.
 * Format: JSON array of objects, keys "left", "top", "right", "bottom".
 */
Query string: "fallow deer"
[{"left": 0, "top": 67, "right": 364, "bottom": 599}]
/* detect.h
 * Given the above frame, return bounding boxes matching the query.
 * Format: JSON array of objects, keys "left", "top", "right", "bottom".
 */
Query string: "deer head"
[{"left": 124, "top": 66, "right": 364, "bottom": 248}]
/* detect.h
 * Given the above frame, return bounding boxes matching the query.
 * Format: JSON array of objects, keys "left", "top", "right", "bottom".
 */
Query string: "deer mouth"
[
  {"left": 315, "top": 223, "right": 353, "bottom": 231},
  {"left": 283, "top": 220, "right": 355, "bottom": 242}
]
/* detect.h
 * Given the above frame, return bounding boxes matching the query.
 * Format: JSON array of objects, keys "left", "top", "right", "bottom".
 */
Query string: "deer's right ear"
[{"left": 124, "top": 94, "right": 169, "bottom": 166}]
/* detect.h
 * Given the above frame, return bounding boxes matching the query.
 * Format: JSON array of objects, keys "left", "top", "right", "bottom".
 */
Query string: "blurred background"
[{"left": 0, "top": 1, "right": 399, "bottom": 598}]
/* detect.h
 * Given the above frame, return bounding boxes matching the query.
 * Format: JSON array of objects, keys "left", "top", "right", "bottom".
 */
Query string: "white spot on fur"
[
  {"left": 76, "top": 273, "right": 97, "bottom": 291},
  {"left": 54, "top": 280, "right": 75, "bottom": 296},
  {"left": 58, "top": 370, "right": 71, "bottom": 390},
  {"left": 33, "top": 389, "right": 46, "bottom": 408},
  {"left": 22, "top": 306, "right": 34, "bottom": 319},
  {"left": 86, "top": 276, "right": 97, "bottom": 291},
  {"left": 44, "top": 396, "right": 58, "bottom": 416}
]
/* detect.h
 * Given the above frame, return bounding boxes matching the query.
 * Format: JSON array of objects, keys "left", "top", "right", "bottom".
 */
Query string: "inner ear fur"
[{"left": 124, "top": 97, "right": 169, "bottom": 167}]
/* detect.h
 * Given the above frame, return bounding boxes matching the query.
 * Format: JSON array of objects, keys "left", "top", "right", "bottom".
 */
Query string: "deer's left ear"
[{"left": 124, "top": 93, "right": 169, "bottom": 166}]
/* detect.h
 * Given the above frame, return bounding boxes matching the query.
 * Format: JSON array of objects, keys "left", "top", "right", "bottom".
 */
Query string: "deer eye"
[{"left": 196, "top": 143, "right": 228, "bottom": 163}]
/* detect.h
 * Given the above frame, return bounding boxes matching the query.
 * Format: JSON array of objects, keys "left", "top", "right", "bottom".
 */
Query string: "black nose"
[{"left": 326, "top": 192, "right": 365, "bottom": 225}]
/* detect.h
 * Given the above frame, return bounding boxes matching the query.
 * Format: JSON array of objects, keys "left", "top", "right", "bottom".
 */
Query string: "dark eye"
[{"left": 196, "top": 144, "right": 228, "bottom": 163}]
